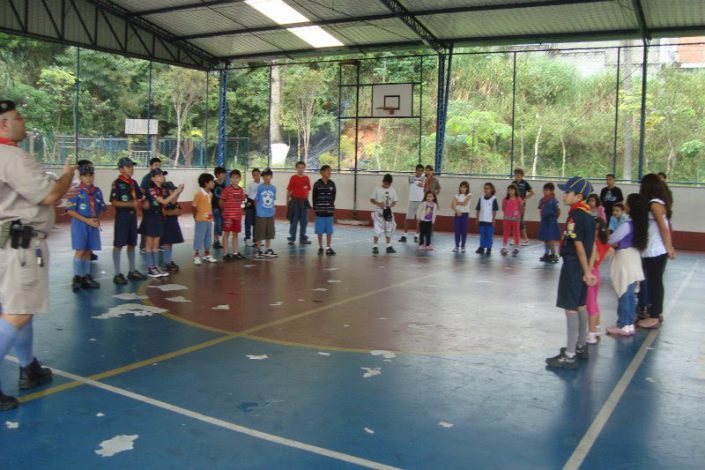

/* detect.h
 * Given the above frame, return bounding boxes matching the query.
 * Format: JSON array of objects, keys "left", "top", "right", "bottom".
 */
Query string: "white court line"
[
  {"left": 21, "top": 364, "right": 401, "bottom": 470},
  {"left": 563, "top": 259, "right": 700, "bottom": 470}
]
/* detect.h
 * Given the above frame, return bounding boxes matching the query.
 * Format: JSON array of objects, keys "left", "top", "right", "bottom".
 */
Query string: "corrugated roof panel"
[
  {"left": 643, "top": 0, "right": 705, "bottom": 29},
  {"left": 207, "top": 3, "right": 281, "bottom": 29},
  {"left": 403, "top": 0, "right": 559, "bottom": 10},
  {"left": 191, "top": 34, "right": 299, "bottom": 57},
  {"left": 146, "top": 9, "right": 241, "bottom": 36},
  {"left": 327, "top": 18, "right": 418, "bottom": 44},
  {"left": 287, "top": 0, "right": 391, "bottom": 21},
  {"left": 115, "top": 0, "right": 196, "bottom": 13}
]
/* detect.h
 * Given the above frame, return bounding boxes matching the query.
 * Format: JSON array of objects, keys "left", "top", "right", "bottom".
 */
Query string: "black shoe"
[
  {"left": 398, "top": 236, "right": 407, "bottom": 243},
  {"left": 318, "top": 248, "right": 324, "bottom": 256},
  {"left": 90, "top": 253, "right": 98, "bottom": 261},
  {"left": 486, "top": 248, "right": 492, "bottom": 256},
  {"left": 540, "top": 253, "right": 550, "bottom": 262},
  {"left": 81, "top": 274, "right": 100, "bottom": 289},
  {"left": 560, "top": 345, "right": 589, "bottom": 360},
  {"left": 326, "top": 247, "right": 336, "bottom": 256},
  {"left": 166, "top": 261, "right": 180, "bottom": 272},
  {"left": 72, "top": 275, "right": 83, "bottom": 292},
  {"left": 213, "top": 241, "right": 223, "bottom": 250},
  {"left": 147, "top": 267, "right": 162, "bottom": 278},
  {"left": 636, "top": 305, "right": 649, "bottom": 321},
  {"left": 0, "top": 391, "right": 19, "bottom": 411},
  {"left": 549, "top": 254, "right": 560, "bottom": 263},
  {"left": 386, "top": 246, "right": 396, "bottom": 254},
  {"left": 288, "top": 240, "right": 295, "bottom": 246},
  {"left": 223, "top": 253, "right": 235, "bottom": 261},
  {"left": 113, "top": 273, "right": 128, "bottom": 285},
  {"left": 475, "top": 247, "right": 484, "bottom": 254},
  {"left": 256, "top": 251, "right": 265, "bottom": 258},
  {"left": 19, "top": 358, "right": 53, "bottom": 390},
  {"left": 413, "top": 236, "right": 418, "bottom": 243},
  {"left": 301, "top": 239, "right": 312, "bottom": 245},
  {"left": 372, "top": 246, "right": 379, "bottom": 255},
  {"left": 127, "top": 270, "right": 147, "bottom": 281},
  {"left": 234, "top": 253, "right": 246, "bottom": 260},
  {"left": 545, "top": 351, "right": 579, "bottom": 369}
]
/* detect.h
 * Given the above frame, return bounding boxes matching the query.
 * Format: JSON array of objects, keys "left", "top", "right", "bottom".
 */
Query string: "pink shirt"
[{"left": 502, "top": 197, "right": 522, "bottom": 221}]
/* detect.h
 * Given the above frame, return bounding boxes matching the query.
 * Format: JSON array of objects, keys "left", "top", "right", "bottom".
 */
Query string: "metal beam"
[
  {"left": 378, "top": 0, "right": 442, "bottom": 52},
  {"left": 631, "top": 0, "right": 650, "bottom": 44},
  {"left": 128, "top": 0, "right": 246, "bottom": 18}
]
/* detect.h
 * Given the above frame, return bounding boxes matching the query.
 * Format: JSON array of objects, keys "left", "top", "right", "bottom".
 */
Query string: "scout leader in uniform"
[{"left": 0, "top": 100, "right": 76, "bottom": 411}]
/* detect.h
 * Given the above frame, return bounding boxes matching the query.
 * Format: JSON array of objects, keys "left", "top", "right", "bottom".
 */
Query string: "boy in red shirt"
[
  {"left": 287, "top": 161, "right": 312, "bottom": 245},
  {"left": 220, "top": 169, "right": 246, "bottom": 260}
]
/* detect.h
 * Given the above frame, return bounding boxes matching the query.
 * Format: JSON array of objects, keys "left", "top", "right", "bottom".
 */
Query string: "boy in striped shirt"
[{"left": 220, "top": 169, "right": 246, "bottom": 260}]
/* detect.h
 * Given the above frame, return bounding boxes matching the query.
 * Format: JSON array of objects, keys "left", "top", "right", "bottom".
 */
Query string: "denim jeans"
[
  {"left": 288, "top": 199, "right": 309, "bottom": 242},
  {"left": 453, "top": 213, "right": 469, "bottom": 248},
  {"left": 213, "top": 208, "right": 223, "bottom": 237},
  {"left": 479, "top": 222, "right": 494, "bottom": 249},
  {"left": 244, "top": 206, "right": 256, "bottom": 239},
  {"left": 193, "top": 221, "right": 212, "bottom": 253},
  {"left": 617, "top": 282, "right": 637, "bottom": 327}
]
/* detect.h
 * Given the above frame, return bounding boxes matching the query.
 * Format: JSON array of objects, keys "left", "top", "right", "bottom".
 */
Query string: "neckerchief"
[
  {"left": 118, "top": 174, "right": 137, "bottom": 202},
  {"left": 560, "top": 201, "right": 591, "bottom": 251},
  {"left": 0, "top": 137, "right": 18, "bottom": 147},
  {"left": 79, "top": 183, "right": 96, "bottom": 217}
]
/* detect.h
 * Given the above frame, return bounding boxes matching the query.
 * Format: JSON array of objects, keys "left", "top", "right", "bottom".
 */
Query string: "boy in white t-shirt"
[
  {"left": 244, "top": 168, "right": 261, "bottom": 247},
  {"left": 399, "top": 164, "right": 425, "bottom": 243},
  {"left": 370, "top": 174, "right": 398, "bottom": 255}
]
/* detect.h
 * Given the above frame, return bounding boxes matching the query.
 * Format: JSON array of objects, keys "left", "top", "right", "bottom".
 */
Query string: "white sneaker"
[
  {"left": 203, "top": 255, "right": 218, "bottom": 263},
  {"left": 586, "top": 332, "right": 598, "bottom": 344},
  {"left": 193, "top": 257, "right": 202, "bottom": 265},
  {"left": 595, "top": 325, "right": 603, "bottom": 336}
]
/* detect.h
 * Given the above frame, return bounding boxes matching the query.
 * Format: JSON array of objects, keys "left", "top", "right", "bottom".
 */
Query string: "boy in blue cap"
[
  {"left": 66, "top": 161, "right": 107, "bottom": 291},
  {"left": 546, "top": 176, "right": 596, "bottom": 369},
  {"left": 110, "top": 157, "right": 147, "bottom": 284}
]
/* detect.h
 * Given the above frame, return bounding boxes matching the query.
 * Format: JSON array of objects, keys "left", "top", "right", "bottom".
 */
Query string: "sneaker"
[
  {"left": 636, "top": 305, "right": 649, "bottom": 321},
  {"left": 234, "top": 253, "right": 246, "bottom": 260},
  {"left": 318, "top": 248, "right": 324, "bottom": 256},
  {"left": 90, "top": 252, "right": 98, "bottom": 261},
  {"left": 288, "top": 240, "right": 295, "bottom": 246},
  {"left": 127, "top": 270, "right": 147, "bottom": 281},
  {"left": 413, "top": 236, "right": 418, "bottom": 243},
  {"left": 113, "top": 273, "right": 128, "bottom": 285},
  {"left": 156, "top": 267, "right": 169, "bottom": 277},
  {"left": 545, "top": 351, "right": 578, "bottom": 369},
  {"left": 475, "top": 247, "right": 484, "bottom": 254},
  {"left": 522, "top": 240, "right": 530, "bottom": 246},
  {"left": 386, "top": 246, "right": 396, "bottom": 254},
  {"left": 399, "top": 235, "right": 407, "bottom": 243},
  {"left": 166, "top": 261, "right": 180, "bottom": 272},
  {"left": 223, "top": 253, "right": 235, "bottom": 261},
  {"left": 148, "top": 267, "right": 162, "bottom": 278},
  {"left": 586, "top": 332, "right": 599, "bottom": 344},
  {"left": 203, "top": 255, "right": 218, "bottom": 263},
  {"left": 213, "top": 241, "right": 223, "bottom": 250},
  {"left": 244, "top": 238, "right": 252, "bottom": 247},
  {"left": 549, "top": 254, "right": 560, "bottom": 263},
  {"left": 265, "top": 249, "right": 278, "bottom": 258},
  {"left": 301, "top": 239, "right": 312, "bottom": 245},
  {"left": 486, "top": 248, "right": 492, "bottom": 256},
  {"left": 539, "top": 253, "right": 550, "bottom": 262},
  {"left": 81, "top": 274, "right": 100, "bottom": 289},
  {"left": 372, "top": 246, "right": 379, "bottom": 255},
  {"left": 500, "top": 247, "right": 508, "bottom": 256},
  {"left": 193, "top": 256, "right": 202, "bottom": 265},
  {"left": 19, "top": 358, "right": 53, "bottom": 390},
  {"left": 418, "top": 245, "right": 426, "bottom": 251},
  {"left": 595, "top": 325, "right": 603, "bottom": 337},
  {"left": 512, "top": 248, "right": 519, "bottom": 257},
  {"left": 452, "top": 247, "right": 459, "bottom": 253},
  {"left": 0, "top": 391, "right": 19, "bottom": 411},
  {"left": 426, "top": 245, "right": 434, "bottom": 251},
  {"left": 256, "top": 251, "right": 266, "bottom": 258},
  {"left": 560, "top": 345, "right": 589, "bottom": 359},
  {"left": 461, "top": 247, "right": 466, "bottom": 253},
  {"left": 607, "top": 325, "right": 635, "bottom": 336},
  {"left": 72, "top": 275, "right": 83, "bottom": 292},
  {"left": 325, "top": 247, "right": 336, "bottom": 256}
]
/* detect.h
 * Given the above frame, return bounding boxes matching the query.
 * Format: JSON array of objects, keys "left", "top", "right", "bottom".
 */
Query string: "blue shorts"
[
  {"left": 556, "top": 257, "right": 588, "bottom": 310},
  {"left": 139, "top": 212, "right": 165, "bottom": 238},
  {"left": 315, "top": 216, "right": 334, "bottom": 235},
  {"left": 71, "top": 219, "right": 101, "bottom": 251},
  {"left": 114, "top": 210, "right": 138, "bottom": 247}
]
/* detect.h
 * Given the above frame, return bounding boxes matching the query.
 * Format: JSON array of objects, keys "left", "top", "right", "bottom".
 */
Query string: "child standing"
[
  {"left": 607, "top": 193, "right": 647, "bottom": 336},
  {"left": 501, "top": 184, "right": 522, "bottom": 257},
  {"left": 545, "top": 176, "right": 596, "bottom": 370},
  {"left": 586, "top": 218, "right": 614, "bottom": 343},
  {"left": 110, "top": 157, "right": 147, "bottom": 284},
  {"left": 370, "top": 174, "right": 398, "bottom": 255},
  {"left": 161, "top": 179, "right": 185, "bottom": 272},
  {"left": 244, "top": 168, "right": 261, "bottom": 247},
  {"left": 475, "top": 182, "right": 498, "bottom": 255},
  {"left": 140, "top": 168, "right": 184, "bottom": 277},
  {"left": 287, "top": 161, "right": 312, "bottom": 245},
  {"left": 608, "top": 202, "right": 627, "bottom": 233},
  {"left": 67, "top": 162, "right": 107, "bottom": 291},
  {"left": 399, "top": 164, "right": 425, "bottom": 243},
  {"left": 220, "top": 169, "right": 246, "bottom": 260},
  {"left": 451, "top": 181, "right": 472, "bottom": 253},
  {"left": 255, "top": 168, "right": 278, "bottom": 258},
  {"left": 212, "top": 167, "right": 227, "bottom": 250},
  {"left": 193, "top": 173, "right": 218, "bottom": 265},
  {"left": 538, "top": 182, "right": 561, "bottom": 263},
  {"left": 512, "top": 168, "right": 534, "bottom": 245},
  {"left": 417, "top": 191, "right": 439, "bottom": 251},
  {"left": 587, "top": 193, "right": 606, "bottom": 222},
  {"left": 312, "top": 165, "right": 337, "bottom": 256}
]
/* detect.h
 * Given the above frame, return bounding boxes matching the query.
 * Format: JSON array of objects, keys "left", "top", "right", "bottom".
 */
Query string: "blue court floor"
[{"left": 1, "top": 218, "right": 704, "bottom": 469}]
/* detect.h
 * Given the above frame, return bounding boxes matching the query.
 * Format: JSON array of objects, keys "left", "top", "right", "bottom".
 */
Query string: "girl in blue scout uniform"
[
  {"left": 139, "top": 168, "right": 183, "bottom": 278},
  {"left": 538, "top": 182, "right": 561, "bottom": 263},
  {"left": 66, "top": 162, "right": 106, "bottom": 292},
  {"left": 110, "top": 157, "right": 147, "bottom": 284},
  {"left": 160, "top": 179, "right": 185, "bottom": 272}
]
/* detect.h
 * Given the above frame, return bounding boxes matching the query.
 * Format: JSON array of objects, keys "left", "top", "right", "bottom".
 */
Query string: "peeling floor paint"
[
  {"left": 212, "top": 304, "right": 230, "bottom": 310},
  {"left": 361, "top": 367, "right": 382, "bottom": 378},
  {"left": 4, "top": 421, "right": 19, "bottom": 429},
  {"left": 364, "top": 427, "right": 375, "bottom": 434},
  {"left": 317, "top": 352, "right": 331, "bottom": 356},
  {"left": 246, "top": 354, "right": 269, "bottom": 360},
  {"left": 370, "top": 350, "right": 396, "bottom": 359},
  {"left": 166, "top": 296, "right": 192, "bottom": 303},
  {"left": 95, "top": 434, "right": 138, "bottom": 457},
  {"left": 312, "top": 288, "right": 328, "bottom": 292},
  {"left": 112, "top": 293, "right": 149, "bottom": 301},
  {"left": 269, "top": 302, "right": 283, "bottom": 307},
  {"left": 439, "top": 421, "right": 454, "bottom": 428},
  {"left": 147, "top": 284, "right": 188, "bottom": 292},
  {"left": 93, "top": 304, "right": 167, "bottom": 320}
]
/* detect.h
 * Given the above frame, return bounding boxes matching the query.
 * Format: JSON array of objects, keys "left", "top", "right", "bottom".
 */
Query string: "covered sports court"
[{"left": 2, "top": 1, "right": 705, "bottom": 469}]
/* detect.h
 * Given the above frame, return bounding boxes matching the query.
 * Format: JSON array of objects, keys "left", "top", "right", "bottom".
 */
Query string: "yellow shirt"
[{"left": 192, "top": 189, "right": 213, "bottom": 222}]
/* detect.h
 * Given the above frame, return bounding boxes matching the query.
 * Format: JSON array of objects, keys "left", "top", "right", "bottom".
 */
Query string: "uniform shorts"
[
  {"left": 223, "top": 217, "right": 242, "bottom": 234},
  {"left": 138, "top": 212, "right": 165, "bottom": 238},
  {"left": 161, "top": 216, "right": 184, "bottom": 245},
  {"left": 254, "top": 217, "right": 275, "bottom": 240},
  {"left": 556, "top": 256, "right": 588, "bottom": 310},
  {"left": 71, "top": 219, "right": 101, "bottom": 251},
  {"left": 114, "top": 210, "right": 138, "bottom": 247},
  {"left": 315, "top": 216, "right": 334, "bottom": 235},
  {"left": 406, "top": 201, "right": 422, "bottom": 219},
  {"left": 0, "top": 239, "right": 50, "bottom": 314}
]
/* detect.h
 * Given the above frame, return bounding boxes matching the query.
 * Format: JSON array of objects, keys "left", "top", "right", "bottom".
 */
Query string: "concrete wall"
[{"left": 56, "top": 167, "right": 705, "bottom": 250}]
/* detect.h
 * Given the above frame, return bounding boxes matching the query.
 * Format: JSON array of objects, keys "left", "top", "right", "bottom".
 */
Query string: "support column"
[
  {"left": 637, "top": 44, "right": 648, "bottom": 180},
  {"left": 434, "top": 45, "right": 453, "bottom": 174},
  {"left": 74, "top": 47, "right": 80, "bottom": 160},
  {"left": 216, "top": 69, "right": 228, "bottom": 167}
]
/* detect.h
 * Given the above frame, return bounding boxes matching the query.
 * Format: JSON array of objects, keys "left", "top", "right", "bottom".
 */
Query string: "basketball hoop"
[{"left": 376, "top": 107, "right": 397, "bottom": 116}]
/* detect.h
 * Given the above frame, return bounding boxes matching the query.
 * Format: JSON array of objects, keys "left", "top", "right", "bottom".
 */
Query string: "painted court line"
[
  {"left": 36, "top": 365, "right": 401, "bottom": 470},
  {"left": 563, "top": 259, "right": 699, "bottom": 470}
]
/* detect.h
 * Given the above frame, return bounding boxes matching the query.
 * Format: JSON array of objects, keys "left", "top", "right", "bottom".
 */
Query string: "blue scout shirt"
[
  {"left": 67, "top": 184, "right": 107, "bottom": 218},
  {"left": 110, "top": 176, "right": 143, "bottom": 213},
  {"left": 560, "top": 202, "right": 595, "bottom": 260}
]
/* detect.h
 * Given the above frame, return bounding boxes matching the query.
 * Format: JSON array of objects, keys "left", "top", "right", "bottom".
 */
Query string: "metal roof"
[{"left": 1, "top": 0, "right": 704, "bottom": 69}]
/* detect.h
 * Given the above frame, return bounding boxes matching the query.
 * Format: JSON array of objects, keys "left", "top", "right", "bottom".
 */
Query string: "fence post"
[
  {"left": 510, "top": 52, "right": 517, "bottom": 176},
  {"left": 217, "top": 69, "right": 228, "bottom": 168},
  {"left": 637, "top": 44, "right": 649, "bottom": 180},
  {"left": 74, "top": 47, "right": 80, "bottom": 161},
  {"left": 612, "top": 47, "right": 621, "bottom": 177}
]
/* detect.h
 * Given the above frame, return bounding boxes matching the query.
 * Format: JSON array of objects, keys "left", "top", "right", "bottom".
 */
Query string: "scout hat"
[{"left": 558, "top": 176, "right": 593, "bottom": 199}]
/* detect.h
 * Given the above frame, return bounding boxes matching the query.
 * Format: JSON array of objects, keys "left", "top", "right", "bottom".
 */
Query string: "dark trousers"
[
  {"left": 638, "top": 254, "right": 668, "bottom": 317},
  {"left": 288, "top": 199, "right": 309, "bottom": 242},
  {"left": 419, "top": 221, "right": 433, "bottom": 246},
  {"left": 453, "top": 213, "right": 469, "bottom": 248},
  {"left": 244, "top": 206, "right": 256, "bottom": 239}
]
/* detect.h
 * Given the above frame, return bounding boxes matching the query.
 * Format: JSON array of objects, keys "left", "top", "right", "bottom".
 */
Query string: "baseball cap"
[
  {"left": 558, "top": 176, "right": 593, "bottom": 199},
  {"left": 78, "top": 163, "right": 95, "bottom": 175},
  {"left": 0, "top": 100, "right": 16, "bottom": 116},
  {"left": 150, "top": 168, "right": 168, "bottom": 177},
  {"left": 117, "top": 157, "right": 136, "bottom": 168}
]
